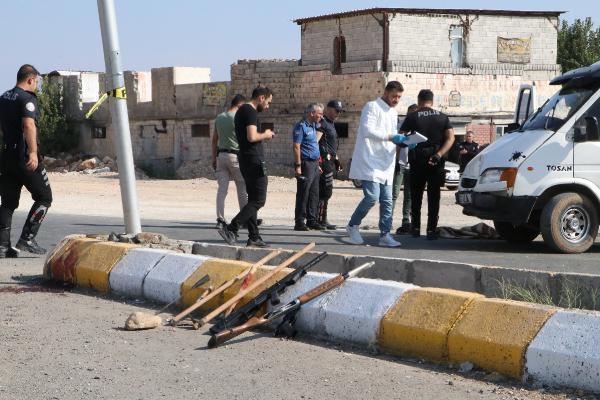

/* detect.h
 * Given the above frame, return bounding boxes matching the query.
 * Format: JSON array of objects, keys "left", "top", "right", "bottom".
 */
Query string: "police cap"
[{"left": 326, "top": 100, "right": 344, "bottom": 112}]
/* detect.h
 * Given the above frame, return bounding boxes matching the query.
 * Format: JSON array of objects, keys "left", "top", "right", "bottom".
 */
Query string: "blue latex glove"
[
  {"left": 391, "top": 134, "right": 407, "bottom": 145},
  {"left": 408, "top": 143, "right": 417, "bottom": 150}
]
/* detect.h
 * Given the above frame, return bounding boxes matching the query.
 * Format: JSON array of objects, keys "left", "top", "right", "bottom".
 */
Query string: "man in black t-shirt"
[
  {"left": 400, "top": 89, "right": 455, "bottom": 240},
  {"left": 316, "top": 100, "right": 343, "bottom": 230},
  {"left": 218, "top": 86, "right": 275, "bottom": 247},
  {"left": 0, "top": 64, "right": 53, "bottom": 257}
]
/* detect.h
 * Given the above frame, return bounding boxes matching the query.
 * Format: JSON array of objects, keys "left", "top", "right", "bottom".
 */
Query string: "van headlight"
[{"left": 479, "top": 168, "right": 518, "bottom": 188}]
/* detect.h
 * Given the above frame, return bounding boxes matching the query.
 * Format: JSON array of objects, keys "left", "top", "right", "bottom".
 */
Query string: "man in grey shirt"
[{"left": 212, "top": 94, "right": 248, "bottom": 229}]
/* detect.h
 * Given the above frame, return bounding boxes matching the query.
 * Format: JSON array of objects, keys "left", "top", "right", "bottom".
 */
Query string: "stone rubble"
[{"left": 42, "top": 153, "right": 149, "bottom": 180}]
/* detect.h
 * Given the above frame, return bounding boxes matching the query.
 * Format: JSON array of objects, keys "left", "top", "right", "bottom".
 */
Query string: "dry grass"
[{"left": 495, "top": 277, "right": 600, "bottom": 311}]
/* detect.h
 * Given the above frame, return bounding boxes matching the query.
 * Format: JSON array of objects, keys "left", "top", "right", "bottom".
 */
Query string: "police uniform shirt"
[
  {"left": 317, "top": 116, "right": 338, "bottom": 158},
  {"left": 292, "top": 120, "right": 320, "bottom": 161},
  {"left": 400, "top": 107, "right": 452, "bottom": 148},
  {"left": 459, "top": 141, "right": 479, "bottom": 155},
  {"left": 0, "top": 86, "right": 38, "bottom": 153}
]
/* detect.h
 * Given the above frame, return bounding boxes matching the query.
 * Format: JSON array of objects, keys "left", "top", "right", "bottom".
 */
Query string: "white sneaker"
[
  {"left": 378, "top": 233, "right": 401, "bottom": 247},
  {"left": 346, "top": 225, "right": 364, "bottom": 245}
]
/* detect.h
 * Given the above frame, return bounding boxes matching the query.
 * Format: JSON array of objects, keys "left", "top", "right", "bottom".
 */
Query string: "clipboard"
[{"left": 403, "top": 131, "right": 428, "bottom": 145}]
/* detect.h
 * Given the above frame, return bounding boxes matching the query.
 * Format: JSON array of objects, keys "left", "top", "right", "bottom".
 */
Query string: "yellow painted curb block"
[
  {"left": 181, "top": 259, "right": 252, "bottom": 310},
  {"left": 74, "top": 242, "right": 137, "bottom": 292},
  {"left": 447, "top": 298, "right": 555, "bottom": 378},
  {"left": 43, "top": 235, "right": 86, "bottom": 280},
  {"left": 378, "top": 288, "right": 483, "bottom": 362},
  {"left": 47, "top": 238, "right": 101, "bottom": 284}
]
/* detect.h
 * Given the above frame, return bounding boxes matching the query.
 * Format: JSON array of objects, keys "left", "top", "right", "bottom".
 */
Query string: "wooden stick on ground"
[
  {"left": 194, "top": 242, "right": 315, "bottom": 329},
  {"left": 224, "top": 252, "right": 271, "bottom": 317},
  {"left": 169, "top": 249, "right": 281, "bottom": 326}
]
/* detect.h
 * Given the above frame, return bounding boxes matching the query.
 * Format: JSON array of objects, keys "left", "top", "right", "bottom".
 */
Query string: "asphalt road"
[
  {"left": 0, "top": 257, "right": 579, "bottom": 400},
  {"left": 19, "top": 211, "right": 600, "bottom": 275}
]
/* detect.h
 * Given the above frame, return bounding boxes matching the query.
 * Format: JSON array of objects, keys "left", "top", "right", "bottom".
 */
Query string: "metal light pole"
[{"left": 97, "top": 0, "right": 141, "bottom": 234}]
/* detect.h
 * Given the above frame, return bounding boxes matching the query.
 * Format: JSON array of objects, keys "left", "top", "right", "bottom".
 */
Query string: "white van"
[{"left": 456, "top": 61, "right": 600, "bottom": 253}]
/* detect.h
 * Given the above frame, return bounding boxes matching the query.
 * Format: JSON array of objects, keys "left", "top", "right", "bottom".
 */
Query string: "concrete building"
[
  {"left": 61, "top": 7, "right": 563, "bottom": 175},
  {"left": 53, "top": 67, "right": 230, "bottom": 174}
]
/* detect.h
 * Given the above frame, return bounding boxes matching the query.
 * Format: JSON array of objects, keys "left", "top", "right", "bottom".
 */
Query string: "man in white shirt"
[{"left": 346, "top": 81, "right": 408, "bottom": 247}]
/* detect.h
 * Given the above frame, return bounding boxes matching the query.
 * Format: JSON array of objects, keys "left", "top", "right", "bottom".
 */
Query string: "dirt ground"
[
  {"left": 35, "top": 172, "right": 484, "bottom": 230},
  {"left": 0, "top": 259, "right": 590, "bottom": 400}
]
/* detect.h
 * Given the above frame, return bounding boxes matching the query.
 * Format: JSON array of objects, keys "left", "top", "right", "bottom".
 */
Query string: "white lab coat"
[{"left": 349, "top": 97, "right": 398, "bottom": 184}]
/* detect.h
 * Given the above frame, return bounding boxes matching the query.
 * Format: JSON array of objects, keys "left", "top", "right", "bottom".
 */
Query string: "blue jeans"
[{"left": 349, "top": 180, "right": 393, "bottom": 235}]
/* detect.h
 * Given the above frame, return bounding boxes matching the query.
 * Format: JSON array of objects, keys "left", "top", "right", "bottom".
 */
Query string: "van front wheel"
[{"left": 540, "top": 193, "right": 598, "bottom": 254}]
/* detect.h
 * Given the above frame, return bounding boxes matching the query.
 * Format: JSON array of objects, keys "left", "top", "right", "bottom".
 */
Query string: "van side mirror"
[
  {"left": 573, "top": 127, "right": 587, "bottom": 142},
  {"left": 585, "top": 116, "right": 600, "bottom": 141},
  {"left": 506, "top": 122, "right": 520, "bottom": 133}
]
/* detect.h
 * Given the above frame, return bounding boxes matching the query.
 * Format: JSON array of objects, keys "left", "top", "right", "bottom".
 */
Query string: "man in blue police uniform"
[
  {"left": 293, "top": 103, "right": 324, "bottom": 231},
  {"left": 0, "top": 65, "right": 53, "bottom": 257},
  {"left": 317, "top": 100, "right": 344, "bottom": 230}
]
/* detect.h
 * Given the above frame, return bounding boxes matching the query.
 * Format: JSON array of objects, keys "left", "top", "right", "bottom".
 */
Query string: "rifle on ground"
[
  {"left": 209, "top": 251, "right": 328, "bottom": 334},
  {"left": 169, "top": 250, "right": 281, "bottom": 326},
  {"left": 207, "top": 261, "right": 375, "bottom": 347},
  {"left": 224, "top": 249, "right": 276, "bottom": 317},
  {"left": 193, "top": 242, "right": 316, "bottom": 329}
]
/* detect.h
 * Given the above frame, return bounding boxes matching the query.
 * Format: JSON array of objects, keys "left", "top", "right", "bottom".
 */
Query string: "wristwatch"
[{"left": 294, "top": 163, "right": 301, "bottom": 168}]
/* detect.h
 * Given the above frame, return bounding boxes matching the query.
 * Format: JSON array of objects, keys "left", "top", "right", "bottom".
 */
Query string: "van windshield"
[{"left": 520, "top": 85, "right": 597, "bottom": 132}]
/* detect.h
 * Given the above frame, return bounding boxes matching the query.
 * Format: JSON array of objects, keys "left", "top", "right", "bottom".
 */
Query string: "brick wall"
[
  {"left": 467, "top": 15, "right": 558, "bottom": 65},
  {"left": 302, "top": 11, "right": 559, "bottom": 75},
  {"left": 388, "top": 13, "right": 558, "bottom": 66},
  {"left": 388, "top": 13, "right": 462, "bottom": 63},
  {"left": 466, "top": 123, "right": 494, "bottom": 145},
  {"left": 386, "top": 71, "right": 556, "bottom": 116},
  {"left": 301, "top": 14, "right": 383, "bottom": 66}
]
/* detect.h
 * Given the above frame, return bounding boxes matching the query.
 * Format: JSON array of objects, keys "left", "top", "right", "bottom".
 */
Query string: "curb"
[{"left": 45, "top": 236, "right": 600, "bottom": 393}]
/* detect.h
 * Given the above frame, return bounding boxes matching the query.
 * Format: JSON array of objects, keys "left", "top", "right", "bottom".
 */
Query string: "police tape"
[{"left": 85, "top": 87, "right": 127, "bottom": 119}]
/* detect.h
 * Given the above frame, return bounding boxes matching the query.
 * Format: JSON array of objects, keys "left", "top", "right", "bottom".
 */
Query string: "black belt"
[
  {"left": 218, "top": 149, "right": 239, "bottom": 155},
  {"left": 415, "top": 142, "right": 443, "bottom": 150}
]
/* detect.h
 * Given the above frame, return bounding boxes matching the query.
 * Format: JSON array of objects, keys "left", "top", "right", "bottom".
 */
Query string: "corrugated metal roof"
[{"left": 293, "top": 7, "right": 564, "bottom": 24}]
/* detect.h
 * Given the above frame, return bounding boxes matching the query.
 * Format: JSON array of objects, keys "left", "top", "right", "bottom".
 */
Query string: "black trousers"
[
  {"left": 409, "top": 150, "right": 445, "bottom": 232},
  {"left": 319, "top": 158, "right": 334, "bottom": 201},
  {"left": 0, "top": 151, "right": 53, "bottom": 239},
  {"left": 295, "top": 159, "right": 319, "bottom": 225},
  {"left": 229, "top": 159, "right": 267, "bottom": 240}
]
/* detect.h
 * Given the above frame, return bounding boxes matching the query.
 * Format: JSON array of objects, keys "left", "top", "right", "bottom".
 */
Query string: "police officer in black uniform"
[
  {"left": 458, "top": 130, "right": 479, "bottom": 173},
  {"left": 400, "top": 89, "right": 455, "bottom": 240},
  {"left": 0, "top": 64, "right": 52, "bottom": 257},
  {"left": 316, "top": 100, "right": 344, "bottom": 230}
]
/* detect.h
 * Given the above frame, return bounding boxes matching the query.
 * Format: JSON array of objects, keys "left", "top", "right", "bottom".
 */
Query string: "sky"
[{"left": 0, "top": 0, "right": 598, "bottom": 91}]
